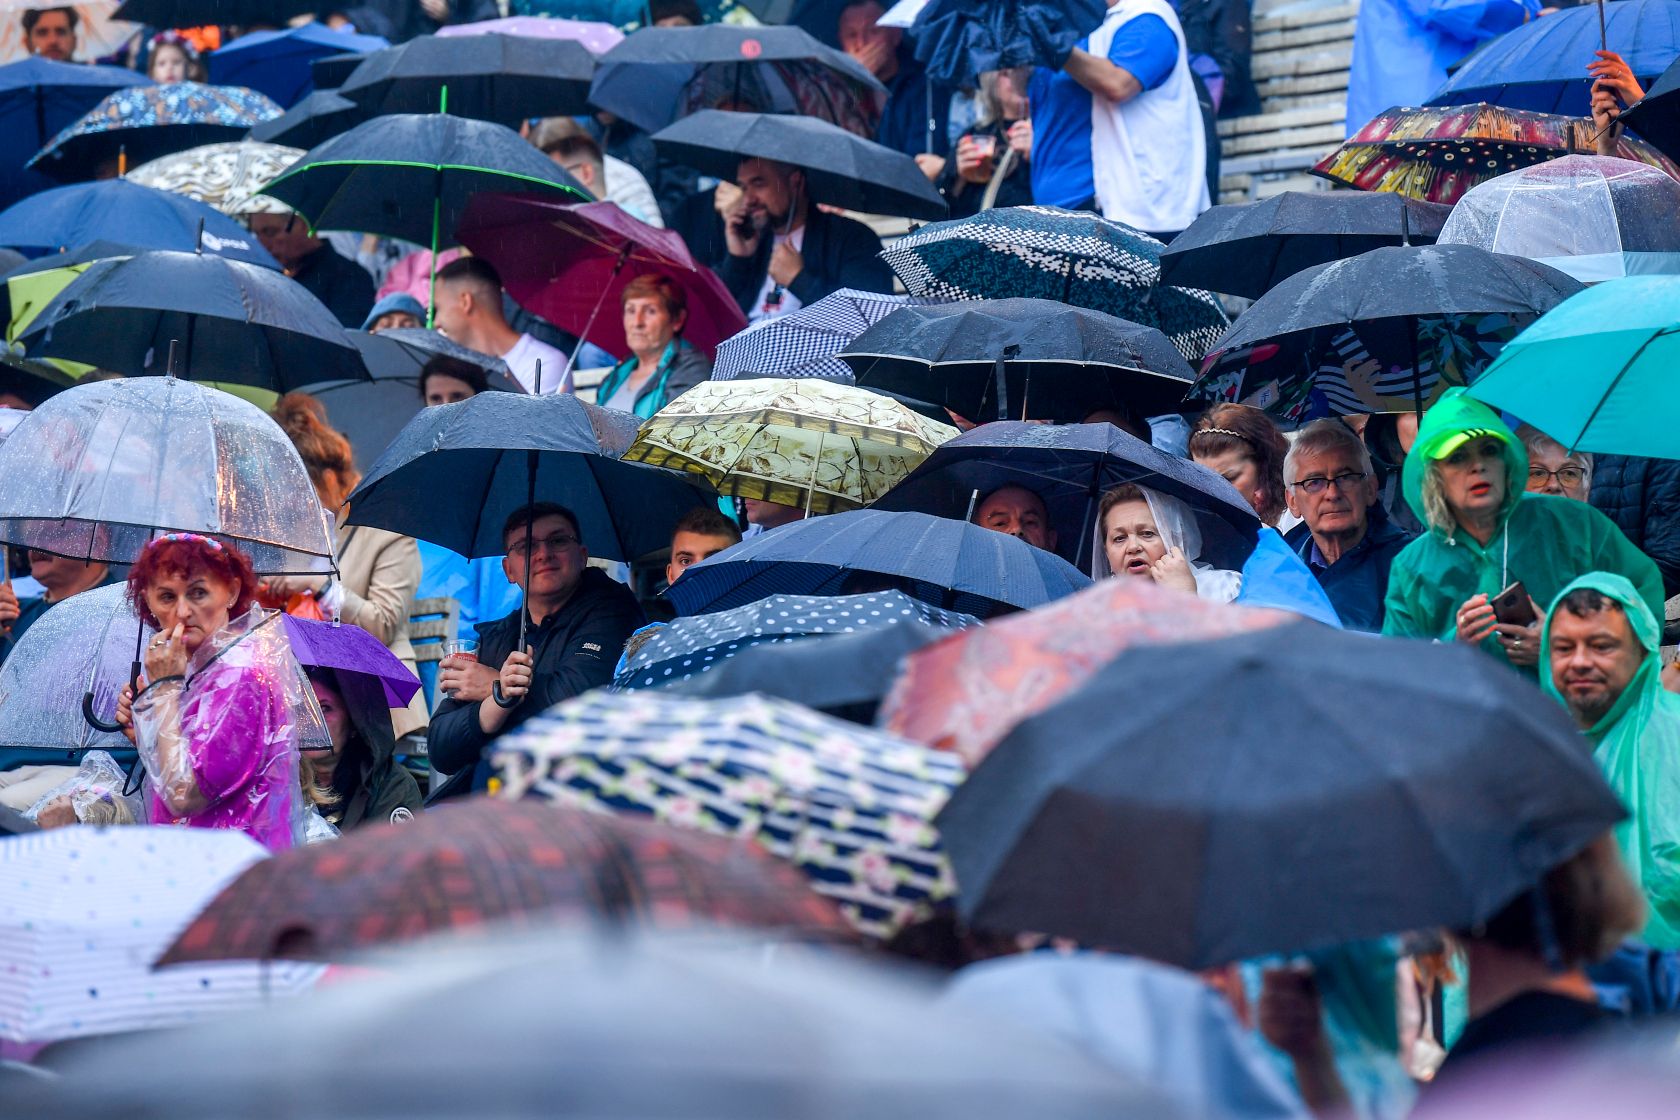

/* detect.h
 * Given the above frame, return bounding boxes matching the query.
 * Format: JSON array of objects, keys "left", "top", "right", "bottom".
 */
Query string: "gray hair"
[
  {"left": 1515, "top": 423, "right": 1593, "bottom": 480},
  {"left": 1283, "top": 419, "right": 1374, "bottom": 487}
]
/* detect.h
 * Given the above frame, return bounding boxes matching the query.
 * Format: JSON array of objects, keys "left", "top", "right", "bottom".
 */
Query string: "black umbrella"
[
  {"left": 873, "top": 421, "right": 1261, "bottom": 572},
  {"left": 1620, "top": 57, "right": 1680, "bottom": 163},
  {"left": 353, "top": 328, "right": 517, "bottom": 383},
  {"left": 337, "top": 34, "right": 596, "bottom": 125},
  {"left": 115, "top": 0, "right": 317, "bottom": 24},
  {"left": 1158, "top": 191, "right": 1452, "bottom": 300},
  {"left": 17, "top": 248, "right": 366, "bottom": 391},
  {"left": 652, "top": 109, "right": 948, "bottom": 222},
  {"left": 838, "top": 298, "right": 1194, "bottom": 423},
  {"left": 590, "top": 25, "right": 884, "bottom": 138},
  {"left": 1190, "top": 244, "right": 1584, "bottom": 424},
  {"left": 248, "top": 90, "right": 366, "bottom": 149},
  {"left": 312, "top": 52, "right": 372, "bottom": 92},
  {"left": 344, "top": 392, "right": 713, "bottom": 646},
  {"left": 937, "top": 622, "right": 1626, "bottom": 969}
]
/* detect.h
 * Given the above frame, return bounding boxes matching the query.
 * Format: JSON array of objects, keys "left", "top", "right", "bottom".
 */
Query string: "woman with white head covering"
[{"left": 1093, "top": 483, "right": 1243, "bottom": 602}]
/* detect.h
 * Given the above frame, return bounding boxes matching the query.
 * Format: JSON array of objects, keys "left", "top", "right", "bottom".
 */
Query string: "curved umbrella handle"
[{"left": 81, "top": 690, "right": 123, "bottom": 734}]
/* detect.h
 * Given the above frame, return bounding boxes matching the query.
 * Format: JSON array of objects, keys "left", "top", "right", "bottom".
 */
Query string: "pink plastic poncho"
[{"left": 133, "top": 608, "right": 321, "bottom": 851}]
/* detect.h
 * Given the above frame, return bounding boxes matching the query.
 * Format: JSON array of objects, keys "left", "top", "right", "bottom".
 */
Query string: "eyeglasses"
[
  {"left": 1529, "top": 466, "right": 1587, "bottom": 488},
  {"left": 1292, "top": 472, "right": 1367, "bottom": 495},
  {"left": 507, "top": 533, "right": 579, "bottom": 558}
]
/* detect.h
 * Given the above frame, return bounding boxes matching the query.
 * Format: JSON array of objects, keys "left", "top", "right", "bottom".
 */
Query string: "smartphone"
[{"left": 1490, "top": 581, "right": 1538, "bottom": 628}]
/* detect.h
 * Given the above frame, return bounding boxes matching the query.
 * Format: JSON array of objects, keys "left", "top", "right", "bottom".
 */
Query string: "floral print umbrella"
[
  {"left": 624, "top": 378, "right": 958, "bottom": 514},
  {"left": 495, "top": 690, "right": 967, "bottom": 940},
  {"left": 128, "top": 141, "right": 302, "bottom": 217},
  {"left": 29, "top": 82, "right": 283, "bottom": 182}
]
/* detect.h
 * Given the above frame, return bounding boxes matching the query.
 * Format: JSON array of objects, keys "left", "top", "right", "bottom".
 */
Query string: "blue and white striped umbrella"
[
  {"left": 494, "top": 690, "right": 967, "bottom": 939},
  {"left": 0, "top": 826, "right": 323, "bottom": 1052},
  {"left": 711, "top": 288, "right": 934, "bottom": 383}
]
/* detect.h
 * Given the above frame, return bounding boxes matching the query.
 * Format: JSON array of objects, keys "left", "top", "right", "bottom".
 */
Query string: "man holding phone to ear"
[{"left": 719, "top": 157, "right": 895, "bottom": 323}]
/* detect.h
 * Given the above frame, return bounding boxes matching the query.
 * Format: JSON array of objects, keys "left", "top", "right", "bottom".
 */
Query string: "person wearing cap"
[
  {"left": 362, "top": 292, "right": 425, "bottom": 334},
  {"left": 1381, "top": 388, "right": 1662, "bottom": 677}
]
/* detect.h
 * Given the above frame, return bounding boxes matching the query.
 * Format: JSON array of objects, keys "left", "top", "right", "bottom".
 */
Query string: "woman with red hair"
[{"left": 117, "top": 534, "right": 320, "bottom": 850}]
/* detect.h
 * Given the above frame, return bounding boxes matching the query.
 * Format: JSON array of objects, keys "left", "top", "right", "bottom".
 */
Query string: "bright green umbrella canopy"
[{"left": 1466, "top": 275, "right": 1680, "bottom": 457}]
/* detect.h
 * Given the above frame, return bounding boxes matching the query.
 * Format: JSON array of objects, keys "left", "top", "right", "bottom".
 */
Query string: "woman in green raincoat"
[
  {"left": 1542, "top": 572, "right": 1680, "bottom": 950},
  {"left": 1381, "top": 389, "right": 1662, "bottom": 676}
]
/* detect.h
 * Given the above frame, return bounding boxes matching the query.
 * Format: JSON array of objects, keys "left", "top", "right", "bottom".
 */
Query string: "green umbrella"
[{"left": 1464, "top": 274, "right": 1680, "bottom": 457}]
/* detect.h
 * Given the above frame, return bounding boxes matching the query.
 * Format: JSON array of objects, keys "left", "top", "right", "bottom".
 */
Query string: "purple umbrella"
[
  {"left": 281, "top": 616, "right": 421, "bottom": 708},
  {"left": 437, "top": 16, "right": 625, "bottom": 55}
]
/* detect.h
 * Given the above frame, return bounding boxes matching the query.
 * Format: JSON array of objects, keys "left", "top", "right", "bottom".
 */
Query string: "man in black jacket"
[
  {"left": 428, "top": 503, "right": 646, "bottom": 798},
  {"left": 720, "top": 157, "right": 895, "bottom": 322}
]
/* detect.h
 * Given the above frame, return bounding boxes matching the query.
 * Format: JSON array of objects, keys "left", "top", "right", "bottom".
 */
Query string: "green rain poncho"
[
  {"left": 1542, "top": 572, "right": 1680, "bottom": 949},
  {"left": 1381, "top": 389, "right": 1664, "bottom": 675}
]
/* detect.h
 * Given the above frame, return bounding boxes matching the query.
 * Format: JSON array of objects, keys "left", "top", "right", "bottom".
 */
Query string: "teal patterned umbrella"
[
  {"left": 880, "top": 205, "right": 1230, "bottom": 363},
  {"left": 29, "top": 82, "right": 283, "bottom": 183}
]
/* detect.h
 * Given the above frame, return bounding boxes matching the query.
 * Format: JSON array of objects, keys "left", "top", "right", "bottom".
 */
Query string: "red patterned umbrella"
[
  {"left": 157, "top": 799, "right": 851, "bottom": 964},
  {"left": 1315, "top": 102, "right": 1680, "bottom": 205},
  {"left": 878, "top": 578, "right": 1288, "bottom": 768}
]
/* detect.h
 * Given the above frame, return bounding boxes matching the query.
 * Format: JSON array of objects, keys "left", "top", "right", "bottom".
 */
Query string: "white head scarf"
[{"left": 1091, "top": 485, "right": 1243, "bottom": 603}]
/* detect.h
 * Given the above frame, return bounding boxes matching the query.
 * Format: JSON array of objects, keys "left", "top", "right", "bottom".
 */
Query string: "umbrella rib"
[{"left": 1563, "top": 325, "right": 1680, "bottom": 451}]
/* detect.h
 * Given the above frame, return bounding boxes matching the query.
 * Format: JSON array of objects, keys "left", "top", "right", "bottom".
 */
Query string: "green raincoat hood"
[
  {"left": 1541, "top": 571, "right": 1680, "bottom": 948},
  {"left": 1401, "top": 388, "right": 1528, "bottom": 535}
]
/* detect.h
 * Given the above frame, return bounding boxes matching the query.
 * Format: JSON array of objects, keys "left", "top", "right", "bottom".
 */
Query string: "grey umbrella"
[{"left": 14, "top": 929, "right": 1178, "bottom": 1119}]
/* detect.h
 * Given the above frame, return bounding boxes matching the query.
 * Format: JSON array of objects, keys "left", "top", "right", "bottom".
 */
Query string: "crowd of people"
[{"left": 3, "top": 0, "right": 1680, "bottom": 1115}]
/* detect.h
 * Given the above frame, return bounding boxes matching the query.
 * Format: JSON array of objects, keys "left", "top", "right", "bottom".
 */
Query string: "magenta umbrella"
[
  {"left": 437, "top": 16, "right": 625, "bottom": 55},
  {"left": 456, "top": 193, "right": 747, "bottom": 362},
  {"left": 281, "top": 615, "right": 421, "bottom": 709}
]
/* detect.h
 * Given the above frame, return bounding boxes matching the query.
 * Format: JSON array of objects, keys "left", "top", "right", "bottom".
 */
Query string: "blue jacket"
[
  {"left": 1591, "top": 454, "right": 1680, "bottom": 601},
  {"left": 1283, "top": 504, "right": 1414, "bottom": 633}
]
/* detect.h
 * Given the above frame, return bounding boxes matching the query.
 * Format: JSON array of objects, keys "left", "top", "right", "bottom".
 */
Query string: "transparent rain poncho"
[
  {"left": 1090, "top": 484, "right": 1243, "bottom": 602},
  {"left": 1438, "top": 155, "right": 1680, "bottom": 283},
  {"left": 24, "top": 750, "right": 143, "bottom": 826},
  {"left": 0, "top": 376, "right": 334, "bottom": 573},
  {"left": 133, "top": 607, "right": 329, "bottom": 851}
]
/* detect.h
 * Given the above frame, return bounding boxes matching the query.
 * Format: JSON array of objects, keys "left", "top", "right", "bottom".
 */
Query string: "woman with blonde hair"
[{"left": 266, "top": 392, "right": 429, "bottom": 738}]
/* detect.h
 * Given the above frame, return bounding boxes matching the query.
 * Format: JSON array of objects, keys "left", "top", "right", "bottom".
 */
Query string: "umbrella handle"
[{"left": 81, "top": 691, "right": 123, "bottom": 734}]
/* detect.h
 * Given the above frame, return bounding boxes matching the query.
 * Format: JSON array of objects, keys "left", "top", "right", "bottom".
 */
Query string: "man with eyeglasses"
[
  {"left": 427, "top": 502, "right": 646, "bottom": 799},
  {"left": 1281, "top": 419, "right": 1414, "bottom": 633}
]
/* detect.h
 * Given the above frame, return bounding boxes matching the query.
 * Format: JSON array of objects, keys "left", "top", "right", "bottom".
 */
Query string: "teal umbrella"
[{"left": 1464, "top": 275, "right": 1680, "bottom": 457}]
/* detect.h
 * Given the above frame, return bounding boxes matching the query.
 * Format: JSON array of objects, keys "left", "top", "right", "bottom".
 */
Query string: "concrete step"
[
  {"left": 1251, "top": 44, "right": 1353, "bottom": 81},
  {"left": 1218, "top": 101, "right": 1346, "bottom": 138},
  {"left": 1252, "top": 1, "right": 1358, "bottom": 32},
  {"left": 1222, "top": 121, "right": 1345, "bottom": 156}
]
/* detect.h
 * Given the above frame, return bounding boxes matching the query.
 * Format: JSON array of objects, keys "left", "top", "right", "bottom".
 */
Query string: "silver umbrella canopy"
[{"left": 0, "top": 583, "right": 148, "bottom": 757}]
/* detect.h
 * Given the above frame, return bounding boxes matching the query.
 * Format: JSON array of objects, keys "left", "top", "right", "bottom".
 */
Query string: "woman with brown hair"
[
  {"left": 594, "top": 273, "right": 711, "bottom": 418},
  {"left": 266, "top": 392, "right": 429, "bottom": 738},
  {"left": 1190, "top": 403, "right": 1290, "bottom": 526}
]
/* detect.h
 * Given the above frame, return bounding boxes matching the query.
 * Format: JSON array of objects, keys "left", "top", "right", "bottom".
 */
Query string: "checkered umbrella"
[
  {"left": 711, "top": 288, "right": 934, "bottom": 383},
  {"left": 880, "top": 205, "right": 1230, "bottom": 363}
]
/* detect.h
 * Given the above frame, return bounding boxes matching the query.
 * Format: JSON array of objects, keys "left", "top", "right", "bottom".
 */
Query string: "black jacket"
[
  {"left": 1591, "top": 454, "right": 1680, "bottom": 601},
  {"left": 325, "top": 669, "right": 423, "bottom": 831},
  {"left": 427, "top": 568, "right": 645, "bottom": 796},
  {"left": 291, "top": 242, "right": 375, "bottom": 330},
  {"left": 719, "top": 208, "right": 894, "bottom": 316}
]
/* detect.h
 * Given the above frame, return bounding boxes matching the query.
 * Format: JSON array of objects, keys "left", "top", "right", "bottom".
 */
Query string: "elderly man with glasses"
[{"left": 1282, "top": 419, "right": 1415, "bottom": 632}]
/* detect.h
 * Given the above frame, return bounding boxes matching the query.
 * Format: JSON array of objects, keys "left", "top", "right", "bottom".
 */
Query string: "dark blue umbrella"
[
  {"left": 0, "top": 58, "right": 150, "bottom": 211},
  {"left": 0, "top": 180, "right": 277, "bottom": 268},
  {"left": 247, "top": 90, "right": 366, "bottom": 149},
  {"left": 209, "top": 23, "right": 389, "bottom": 110},
  {"left": 872, "top": 421, "right": 1262, "bottom": 573},
  {"left": 1621, "top": 56, "right": 1680, "bottom": 162},
  {"left": 910, "top": 0, "right": 1107, "bottom": 88},
  {"left": 666, "top": 508, "right": 1091, "bottom": 619},
  {"left": 28, "top": 82, "right": 283, "bottom": 183},
  {"left": 1429, "top": 0, "right": 1680, "bottom": 115}
]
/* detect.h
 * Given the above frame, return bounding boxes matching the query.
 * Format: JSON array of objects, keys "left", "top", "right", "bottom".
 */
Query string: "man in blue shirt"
[{"left": 1024, "top": 0, "right": 1186, "bottom": 216}]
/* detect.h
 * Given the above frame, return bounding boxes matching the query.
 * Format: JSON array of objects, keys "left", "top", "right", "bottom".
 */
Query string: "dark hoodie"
[{"left": 317, "top": 669, "right": 422, "bottom": 830}]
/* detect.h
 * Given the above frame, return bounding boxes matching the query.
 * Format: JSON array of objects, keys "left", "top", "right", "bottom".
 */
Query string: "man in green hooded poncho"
[
  {"left": 1382, "top": 389, "right": 1663, "bottom": 676},
  {"left": 1543, "top": 573, "right": 1680, "bottom": 949}
]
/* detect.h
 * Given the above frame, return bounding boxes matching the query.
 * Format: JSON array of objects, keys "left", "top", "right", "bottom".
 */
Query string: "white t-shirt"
[
  {"left": 748, "top": 227, "right": 806, "bottom": 324},
  {"left": 502, "top": 333, "right": 572, "bottom": 395}
]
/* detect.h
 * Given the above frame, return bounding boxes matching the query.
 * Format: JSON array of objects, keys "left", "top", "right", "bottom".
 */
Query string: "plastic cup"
[{"left": 440, "top": 639, "right": 479, "bottom": 699}]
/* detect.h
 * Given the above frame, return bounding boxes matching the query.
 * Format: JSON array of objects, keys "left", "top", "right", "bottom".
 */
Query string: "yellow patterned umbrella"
[{"left": 625, "top": 378, "right": 957, "bottom": 514}]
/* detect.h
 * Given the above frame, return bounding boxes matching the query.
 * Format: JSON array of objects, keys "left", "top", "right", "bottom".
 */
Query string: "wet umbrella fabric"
[
  {"left": 126, "top": 141, "right": 303, "bottom": 217},
  {"left": 880, "top": 206, "right": 1229, "bottom": 363},
  {"left": 909, "top": 0, "right": 1108, "bottom": 88},
  {"left": 497, "top": 690, "right": 966, "bottom": 940},
  {"left": 711, "top": 288, "right": 932, "bottom": 383},
  {"left": 1620, "top": 58, "right": 1680, "bottom": 163},
  {"left": 208, "top": 23, "right": 389, "bottom": 109},
  {"left": 838, "top": 298, "right": 1195, "bottom": 423},
  {"left": 338, "top": 34, "right": 596, "bottom": 124},
  {"left": 590, "top": 25, "right": 884, "bottom": 139},
  {"left": 1427, "top": 0, "right": 1680, "bottom": 116},
  {"left": 113, "top": 0, "right": 319, "bottom": 25},
  {"left": 17, "top": 249, "right": 366, "bottom": 391},
  {"left": 0, "top": 57, "right": 150, "bottom": 210},
  {"left": 158, "top": 799, "right": 852, "bottom": 965},
  {"left": 872, "top": 421, "right": 1262, "bottom": 572},
  {"left": 28, "top": 82, "right": 283, "bottom": 183},
  {"left": 936, "top": 622, "right": 1626, "bottom": 968},
  {"left": 1190, "top": 244, "right": 1583, "bottom": 424},
  {"left": 652, "top": 110, "right": 948, "bottom": 222},
  {"left": 437, "top": 15, "right": 626, "bottom": 54},
  {"left": 0, "top": 179, "right": 276, "bottom": 268},
  {"left": 1158, "top": 191, "right": 1450, "bottom": 300},
  {"left": 282, "top": 615, "right": 421, "bottom": 709},
  {"left": 247, "top": 90, "right": 365, "bottom": 149},
  {"left": 0, "top": 376, "right": 335, "bottom": 573},
  {"left": 343, "top": 391, "right": 709, "bottom": 564},
  {"left": 665, "top": 508, "right": 1091, "bottom": 620}
]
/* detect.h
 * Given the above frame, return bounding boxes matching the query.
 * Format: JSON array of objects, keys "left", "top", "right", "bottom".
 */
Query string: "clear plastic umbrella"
[
  {"left": 0, "top": 375, "right": 335, "bottom": 574},
  {"left": 1437, "top": 155, "right": 1680, "bottom": 283},
  {"left": 0, "top": 583, "right": 146, "bottom": 757}
]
